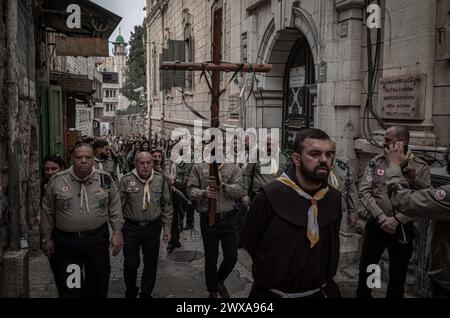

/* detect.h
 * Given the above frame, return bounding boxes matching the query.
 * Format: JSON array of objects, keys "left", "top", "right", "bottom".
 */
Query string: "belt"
[
  {"left": 201, "top": 210, "right": 236, "bottom": 220},
  {"left": 270, "top": 283, "right": 328, "bottom": 298},
  {"left": 125, "top": 218, "right": 158, "bottom": 227},
  {"left": 55, "top": 223, "right": 107, "bottom": 238}
]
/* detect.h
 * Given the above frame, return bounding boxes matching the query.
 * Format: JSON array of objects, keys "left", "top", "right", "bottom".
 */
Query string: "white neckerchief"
[
  {"left": 132, "top": 169, "right": 154, "bottom": 210},
  {"left": 69, "top": 167, "right": 96, "bottom": 214},
  {"left": 94, "top": 157, "right": 104, "bottom": 171}
]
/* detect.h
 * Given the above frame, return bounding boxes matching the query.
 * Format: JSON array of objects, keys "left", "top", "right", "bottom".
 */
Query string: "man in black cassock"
[{"left": 241, "top": 128, "right": 342, "bottom": 298}]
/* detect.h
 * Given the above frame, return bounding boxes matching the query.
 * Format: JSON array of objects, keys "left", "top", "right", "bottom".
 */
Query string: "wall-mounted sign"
[
  {"left": 56, "top": 36, "right": 109, "bottom": 57},
  {"left": 289, "top": 66, "right": 305, "bottom": 88},
  {"left": 380, "top": 74, "right": 426, "bottom": 120}
]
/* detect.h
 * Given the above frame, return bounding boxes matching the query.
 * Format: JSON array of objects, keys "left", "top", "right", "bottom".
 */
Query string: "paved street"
[{"left": 28, "top": 213, "right": 403, "bottom": 299}]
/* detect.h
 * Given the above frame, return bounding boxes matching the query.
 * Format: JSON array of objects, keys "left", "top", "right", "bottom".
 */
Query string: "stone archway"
[{"left": 251, "top": 8, "right": 319, "bottom": 149}]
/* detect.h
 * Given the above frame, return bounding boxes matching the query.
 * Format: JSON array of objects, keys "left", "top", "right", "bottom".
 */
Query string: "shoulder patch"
[{"left": 435, "top": 189, "right": 446, "bottom": 201}]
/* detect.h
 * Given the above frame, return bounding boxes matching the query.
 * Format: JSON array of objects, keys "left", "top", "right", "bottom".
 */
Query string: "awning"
[
  {"left": 42, "top": 0, "right": 121, "bottom": 38},
  {"left": 50, "top": 71, "right": 95, "bottom": 105}
]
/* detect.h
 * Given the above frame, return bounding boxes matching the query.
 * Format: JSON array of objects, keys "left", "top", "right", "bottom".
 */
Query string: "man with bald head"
[
  {"left": 356, "top": 125, "right": 430, "bottom": 298},
  {"left": 119, "top": 151, "right": 173, "bottom": 298},
  {"left": 41, "top": 143, "right": 123, "bottom": 298}
]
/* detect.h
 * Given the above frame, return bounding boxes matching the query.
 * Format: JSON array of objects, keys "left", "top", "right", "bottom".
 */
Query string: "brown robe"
[{"left": 241, "top": 166, "right": 342, "bottom": 297}]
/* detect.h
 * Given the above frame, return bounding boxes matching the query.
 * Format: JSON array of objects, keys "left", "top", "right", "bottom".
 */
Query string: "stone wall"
[
  {"left": 0, "top": 0, "right": 8, "bottom": 262},
  {"left": 114, "top": 113, "right": 147, "bottom": 137},
  {"left": 0, "top": 0, "right": 41, "bottom": 296},
  {"left": 147, "top": 0, "right": 241, "bottom": 138}
]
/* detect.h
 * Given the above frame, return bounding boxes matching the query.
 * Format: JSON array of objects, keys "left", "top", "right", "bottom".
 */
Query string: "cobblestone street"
[{"left": 28, "top": 214, "right": 400, "bottom": 298}]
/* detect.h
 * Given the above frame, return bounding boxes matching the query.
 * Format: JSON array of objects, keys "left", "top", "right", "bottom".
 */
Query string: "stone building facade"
[
  {"left": 146, "top": 0, "right": 449, "bottom": 162},
  {"left": 146, "top": 0, "right": 450, "bottom": 295}
]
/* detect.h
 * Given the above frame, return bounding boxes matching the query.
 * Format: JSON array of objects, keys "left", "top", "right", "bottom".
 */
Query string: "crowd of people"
[{"left": 38, "top": 127, "right": 450, "bottom": 299}]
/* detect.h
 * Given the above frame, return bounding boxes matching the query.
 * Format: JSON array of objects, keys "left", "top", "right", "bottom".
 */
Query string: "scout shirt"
[
  {"left": 94, "top": 156, "right": 118, "bottom": 182},
  {"left": 41, "top": 168, "right": 123, "bottom": 237},
  {"left": 358, "top": 153, "right": 430, "bottom": 224},
  {"left": 169, "top": 161, "right": 193, "bottom": 191},
  {"left": 243, "top": 151, "right": 288, "bottom": 197},
  {"left": 119, "top": 169, "right": 173, "bottom": 234},
  {"left": 187, "top": 162, "right": 245, "bottom": 214},
  {"left": 386, "top": 164, "right": 450, "bottom": 290}
]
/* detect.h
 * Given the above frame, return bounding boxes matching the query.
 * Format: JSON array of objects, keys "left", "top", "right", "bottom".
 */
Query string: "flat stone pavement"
[{"left": 28, "top": 215, "right": 409, "bottom": 298}]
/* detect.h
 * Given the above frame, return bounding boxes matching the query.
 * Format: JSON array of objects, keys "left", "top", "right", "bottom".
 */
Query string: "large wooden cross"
[{"left": 160, "top": 3, "right": 271, "bottom": 225}]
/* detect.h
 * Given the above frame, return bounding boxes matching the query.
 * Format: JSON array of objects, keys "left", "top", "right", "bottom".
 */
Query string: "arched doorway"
[
  {"left": 283, "top": 37, "right": 315, "bottom": 151},
  {"left": 255, "top": 9, "right": 319, "bottom": 151}
]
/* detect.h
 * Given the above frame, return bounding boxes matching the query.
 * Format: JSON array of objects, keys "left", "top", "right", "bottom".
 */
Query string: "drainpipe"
[{"left": 6, "top": 0, "right": 21, "bottom": 251}]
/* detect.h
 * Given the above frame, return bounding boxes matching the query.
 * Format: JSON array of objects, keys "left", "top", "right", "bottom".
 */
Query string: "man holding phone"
[
  {"left": 356, "top": 126, "right": 430, "bottom": 298},
  {"left": 386, "top": 142, "right": 450, "bottom": 297}
]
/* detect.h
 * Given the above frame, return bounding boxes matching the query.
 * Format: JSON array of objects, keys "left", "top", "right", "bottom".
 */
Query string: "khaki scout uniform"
[
  {"left": 41, "top": 167, "right": 123, "bottom": 298},
  {"left": 387, "top": 164, "right": 450, "bottom": 292},
  {"left": 359, "top": 153, "right": 430, "bottom": 223},
  {"left": 243, "top": 152, "right": 288, "bottom": 199},
  {"left": 187, "top": 162, "right": 245, "bottom": 214},
  {"left": 119, "top": 168, "right": 173, "bottom": 298},
  {"left": 41, "top": 168, "right": 123, "bottom": 235},
  {"left": 187, "top": 162, "right": 245, "bottom": 294},
  {"left": 356, "top": 153, "right": 430, "bottom": 298},
  {"left": 94, "top": 156, "right": 118, "bottom": 182},
  {"left": 119, "top": 169, "right": 173, "bottom": 234}
]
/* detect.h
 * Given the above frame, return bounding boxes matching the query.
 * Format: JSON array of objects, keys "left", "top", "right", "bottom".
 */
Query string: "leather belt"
[{"left": 55, "top": 223, "right": 107, "bottom": 238}]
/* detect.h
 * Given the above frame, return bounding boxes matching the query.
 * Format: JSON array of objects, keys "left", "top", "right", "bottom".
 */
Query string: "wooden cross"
[{"left": 160, "top": 3, "right": 271, "bottom": 225}]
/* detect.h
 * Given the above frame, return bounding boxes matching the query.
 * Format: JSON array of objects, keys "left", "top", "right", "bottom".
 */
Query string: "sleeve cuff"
[
  {"left": 110, "top": 221, "right": 123, "bottom": 232},
  {"left": 163, "top": 224, "right": 171, "bottom": 234},
  {"left": 386, "top": 165, "right": 403, "bottom": 178}
]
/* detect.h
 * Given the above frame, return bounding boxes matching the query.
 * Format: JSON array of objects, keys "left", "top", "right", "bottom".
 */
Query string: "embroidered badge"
[
  {"left": 377, "top": 169, "right": 385, "bottom": 176},
  {"left": 435, "top": 190, "right": 446, "bottom": 201},
  {"left": 135, "top": 187, "right": 139, "bottom": 192},
  {"left": 130, "top": 181, "right": 136, "bottom": 187},
  {"left": 63, "top": 200, "right": 71, "bottom": 209},
  {"left": 62, "top": 186, "right": 69, "bottom": 192},
  {"left": 98, "top": 198, "right": 106, "bottom": 209}
]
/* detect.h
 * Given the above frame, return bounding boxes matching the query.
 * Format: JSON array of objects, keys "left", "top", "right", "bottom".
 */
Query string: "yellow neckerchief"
[
  {"left": 94, "top": 157, "right": 104, "bottom": 171},
  {"left": 406, "top": 151, "right": 414, "bottom": 161},
  {"left": 217, "top": 163, "right": 225, "bottom": 186},
  {"left": 170, "top": 162, "right": 177, "bottom": 183},
  {"left": 69, "top": 167, "right": 96, "bottom": 215},
  {"left": 399, "top": 150, "right": 415, "bottom": 168},
  {"left": 132, "top": 169, "right": 154, "bottom": 210},
  {"left": 328, "top": 170, "right": 340, "bottom": 189},
  {"left": 277, "top": 173, "right": 329, "bottom": 248}
]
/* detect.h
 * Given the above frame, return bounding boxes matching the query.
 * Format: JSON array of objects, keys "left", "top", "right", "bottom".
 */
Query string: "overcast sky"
[{"left": 92, "top": 0, "right": 146, "bottom": 53}]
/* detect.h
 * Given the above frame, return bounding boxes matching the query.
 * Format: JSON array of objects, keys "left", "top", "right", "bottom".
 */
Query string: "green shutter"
[
  {"left": 160, "top": 49, "right": 171, "bottom": 91},
  {"left": 169, "top": 40, "right": 185, "bottom": 87},
  {"left": 48, "top": 85, "right": 64, "bottom": 156},
  {"left": 37, "top": 82, "right": 49, "bottom": 168}
]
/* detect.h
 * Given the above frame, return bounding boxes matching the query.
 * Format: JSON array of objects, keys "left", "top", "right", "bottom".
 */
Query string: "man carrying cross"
[{"left": 160, "top": 2, "right": 271, "bottom": 298}]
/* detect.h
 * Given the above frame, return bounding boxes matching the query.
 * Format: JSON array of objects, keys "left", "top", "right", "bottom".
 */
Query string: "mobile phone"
[{"left": 403, "top": 144, "right": 409, "bottom": 155}]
